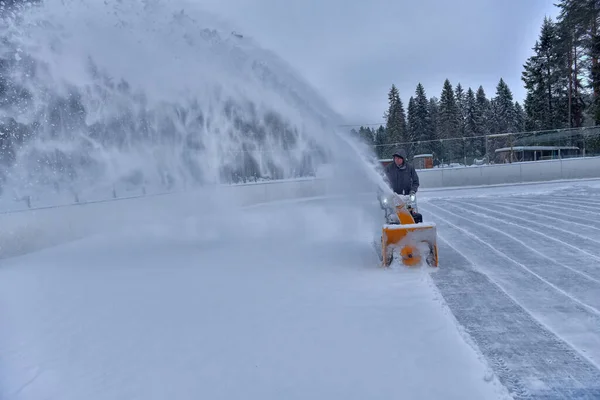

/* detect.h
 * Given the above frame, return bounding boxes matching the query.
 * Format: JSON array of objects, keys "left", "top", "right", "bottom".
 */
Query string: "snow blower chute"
[{"left": 377, "top": 191, "right": 438, "bottom": 267}]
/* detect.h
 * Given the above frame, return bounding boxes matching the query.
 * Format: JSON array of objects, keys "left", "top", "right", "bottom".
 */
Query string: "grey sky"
[{"left": 197, "top": 0, "right": 559, "bottom": 126}]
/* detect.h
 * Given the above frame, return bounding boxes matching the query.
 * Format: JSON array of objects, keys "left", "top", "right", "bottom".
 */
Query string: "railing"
[
  {"left": 4, "top": 125, "right": 600, "bottom": 212},
  {"left": 0, "top": 176, "right": 321, "bottom": 215},
  {"left": 0, "top": 177, "right": 340, "bottom": 260},
  {"left": 372, "top": 126, "right": 600, "bottom": 167}
]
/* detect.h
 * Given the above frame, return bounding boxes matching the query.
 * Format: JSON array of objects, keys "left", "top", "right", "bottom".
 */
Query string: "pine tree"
[
  {"left": 523, "top": 90, "right": 542, "bottom": 131},
  {"left": 586, "top": 24, "right": 600, "bottom": 125},
  {"left": 464, "top": 88, "right": 477, "bottom": 137},
  {"left": 428, "top": 97, "right": 441, "bottom": 159},
  {"left": 374, "top": 125, "right": 388, "bottom": 159},
  {"left": 554, "top": 5, "right": 587, "bottom": 127},
  {"left": 472, "top": 86, "right": 492, "bottom": 160},
  {"left": 455, "top": 83, "right": 466, "bottom": 138},
  {"left": 406, "top": 96, "right": 418, "bottom": 156},
  {"left": 473, "top": 86, "right": 490, "bottom": 137},
  {"left": 414, "top": 83, "right": 434, "bottom": 154},
  {"left": 487, "top": 79, "right": 518, "bottom": 154},
  {"left": 383, "top": 84, "right": 408, "bottom": 157},
  {"left": 356, "top": 126, "right": 375, "bottom": 145},
  {"left": 492, "top": 78, "right": 517, "bottom": 134},
  {"left": 437, "top": 79, "right": 461, "bottom": 162},
  {"left": 514, "top": 101, "right": 526, "bottom": 132},
  {"left": 555, "top": 0, "right": 600, "bottom": 125},
  {"left": 522, "top": 16, "right": 569, "bottom": 131},
  {"left": 464, "top": 87, "right": 482, "bottom": 160}
]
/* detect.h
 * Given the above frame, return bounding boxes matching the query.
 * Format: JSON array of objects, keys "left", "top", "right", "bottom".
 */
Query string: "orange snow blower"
[{"left": 378, "top": 191, "right": 438, "bottom": 268}]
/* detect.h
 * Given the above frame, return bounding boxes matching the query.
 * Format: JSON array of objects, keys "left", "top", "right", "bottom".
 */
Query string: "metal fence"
[
  {"left": 0, "top": 159, "right": 320, "bottom": 212},
  {"left": 373, "top": 126, "right": 600, "bottom": 167},
  {"left": 4, "top": 126, "right": 600, "bottom": 211}
]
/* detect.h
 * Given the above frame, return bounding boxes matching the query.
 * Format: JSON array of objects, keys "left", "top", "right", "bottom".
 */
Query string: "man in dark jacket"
[{"left": 384, "top": 148, "right": 419, "bottom": 195}]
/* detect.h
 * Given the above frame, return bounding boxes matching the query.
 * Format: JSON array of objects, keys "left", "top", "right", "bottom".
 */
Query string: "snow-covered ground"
[
  {"left": 420, "top": 178, "right": 600, "bottom": 399},
  {"left": 2, "top": 178, "right": 600, "bottom": 399}
]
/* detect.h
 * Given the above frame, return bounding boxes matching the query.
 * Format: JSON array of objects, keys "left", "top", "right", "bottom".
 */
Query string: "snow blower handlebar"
[{"left": 378, "top": 191, "right": 417, "bottom": 213}]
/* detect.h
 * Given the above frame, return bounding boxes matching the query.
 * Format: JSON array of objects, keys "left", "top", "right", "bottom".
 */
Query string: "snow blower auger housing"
[{"left": 378, "top": 191, "right": 438, "bottom": 268}]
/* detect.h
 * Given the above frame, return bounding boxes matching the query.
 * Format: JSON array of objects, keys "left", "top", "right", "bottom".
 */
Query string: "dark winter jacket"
[{"left": 384, "top": 148, "right": 420, "bottom": 195}]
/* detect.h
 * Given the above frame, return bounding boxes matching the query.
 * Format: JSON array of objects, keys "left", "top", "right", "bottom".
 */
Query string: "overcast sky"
[{"left": 197, "top": 0, "right": 559, "bottom": 126}]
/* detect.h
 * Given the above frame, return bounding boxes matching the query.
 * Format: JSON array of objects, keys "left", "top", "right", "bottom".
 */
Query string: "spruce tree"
[
  {"left": 383, "top": 84, "right": 408, "bottom": 157},
  {"left": 488, "top": 79, "right": 518, "bottom": 153},
  {"left": 428, "top": 97, "right": 441, "bottom": 160},
  {"left": 357, "top": 126, "right": 375, "bottom": 145},
  {"left": 523, "top": 92, "right": 539, "bottom": 131},
  {"left": 374, "top": 125, "right": 388, "bottom": 159},
  {"left": 455, "top": 83, "right": 466, "bottom": 138},
  {"left": 522, "top": 16, "right": 569, "bottom": 130},
  {"left": 438, "top": 79, "right": 461, "bottom": 162},
  {"left": 406, "top": 96, "right": 418, "bottom": 156},
  {"left": 414, "top": 83, "right": 434, "bottom": 154},
  {"left": 514, "top": 101, "right": 526, "bottom": 132},
  {"left": 473, "top": 86, "right": 490, "bottom": 137},
  {"left": 464, "top": 88, "right": 481, "bottom": 160},
  {"left": 493, "top": 78, "right": 517, "bottom": 134},
  {"left": 464, "top": 88, "right": 477, "bottom": 137},
  {"left": 472, "top": 86, "right": 491, "bottom": 160}
]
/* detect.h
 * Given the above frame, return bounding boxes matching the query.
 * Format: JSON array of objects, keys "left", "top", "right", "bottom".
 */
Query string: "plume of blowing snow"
[{"left": 0, "top": 0, "right": 389, "bottom": 205}]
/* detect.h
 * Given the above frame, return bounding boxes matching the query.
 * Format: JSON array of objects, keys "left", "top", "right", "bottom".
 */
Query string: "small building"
[
  {"left": 412, "top": 154, "right": 434, "bottom": 169},
  {"left": 494, "top": 146, "right": 579, "bottom": 163}
]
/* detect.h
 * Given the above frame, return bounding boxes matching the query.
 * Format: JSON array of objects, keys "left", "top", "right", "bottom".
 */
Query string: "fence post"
[{"left": 485, "top": 135, "right": 489, "bottom": 164}]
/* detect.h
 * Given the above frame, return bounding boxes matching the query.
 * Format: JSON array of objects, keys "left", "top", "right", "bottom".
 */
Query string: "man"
[{"left": 384, "top": 148, "right": 419, "bottom": 195}]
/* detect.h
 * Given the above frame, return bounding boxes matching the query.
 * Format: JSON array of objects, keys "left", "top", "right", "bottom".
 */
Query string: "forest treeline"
[{"left": 354, "top": 0, "right": 600, "bottom": 162}]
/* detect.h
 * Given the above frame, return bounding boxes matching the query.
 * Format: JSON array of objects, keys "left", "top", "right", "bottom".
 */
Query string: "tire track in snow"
[
  {"left": 421, "top": 202, "right": 600, "bottom": 370},
  {"left": 477, "top": 197, "right": 600, "bottom": 229},
  {"left": 521, "top": 197, "right": 600, "bottom": 214},
  {"left": 426, "top": 201, "right": 600, "bottom": 314},
  {"left": 444, "top": 198, "right": 600, "bottom": 261},
  {"left": 442, "top": 200, "right": 600, "bottom": 281},
  {"left": 499, "top": 197, "right": 600, "bottom": 222},
  {"left": 432, "top": 234, "right": 600, "bottom": 399},
  {"left": 550, "top": 195, "right": 600, "bottom": 207},
  {"left": 464, "top": 199, "right": 600, "bottom": 239}
]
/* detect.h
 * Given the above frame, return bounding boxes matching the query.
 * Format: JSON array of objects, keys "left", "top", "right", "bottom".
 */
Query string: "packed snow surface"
[
  {"left": 2, "top": 178, "right": 600, "bottom": 399},
  {"left": 420, "top": 178, "right": 600, "bottom": 399},
  {"left": 0, "top": 188, "right": 511, "bottom": 400}
]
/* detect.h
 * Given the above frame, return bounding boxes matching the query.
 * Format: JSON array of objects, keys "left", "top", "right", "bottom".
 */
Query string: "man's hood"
[{"left": 392, "top": 148, "right": 407, "bottom": 160}]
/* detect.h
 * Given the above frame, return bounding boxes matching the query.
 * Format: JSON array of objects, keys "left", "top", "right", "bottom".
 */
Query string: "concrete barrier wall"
[
  {"left": 418, "top": 156, "right": 600, "bottom": 188},
  {"left": 0, "top": 178, "right": 346, "bottom": 259},
  {"left": 2, "top": 156, "right": 598, "bottom": 259}
]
